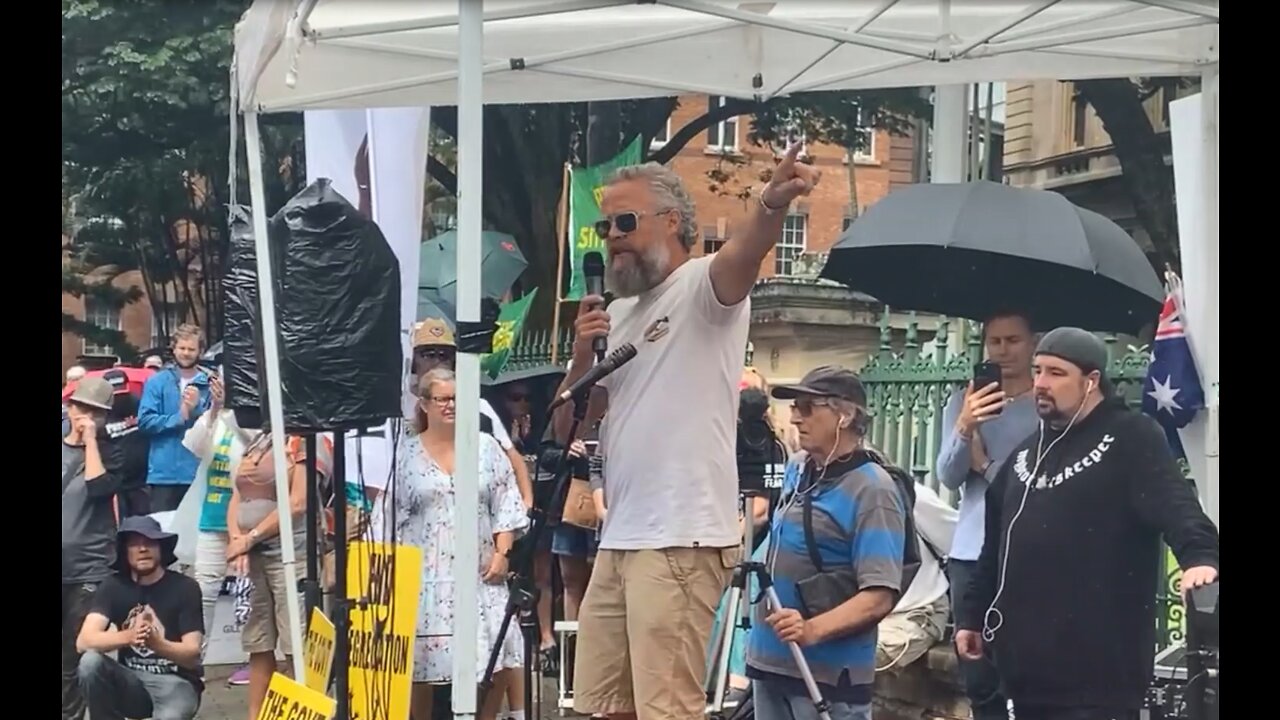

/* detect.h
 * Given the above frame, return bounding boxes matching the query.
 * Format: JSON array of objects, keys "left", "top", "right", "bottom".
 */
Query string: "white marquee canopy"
[
  {"left": 237, "top": 0, "right": 1219, "bottom": 112},
  {"left": 232, "top": 2, "right": 1218, "bottom": 716}
]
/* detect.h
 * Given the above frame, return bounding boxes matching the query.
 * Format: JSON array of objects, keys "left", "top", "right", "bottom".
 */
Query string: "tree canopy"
[
  {"left": 425, "top": 90, "right": 931, "bottom": 321},
  {"left": 1075, "top": 77, "right": 1191, "bottom": 271},
  {"left": 62, "top": 0, "right": 303, "bottom": 356}
]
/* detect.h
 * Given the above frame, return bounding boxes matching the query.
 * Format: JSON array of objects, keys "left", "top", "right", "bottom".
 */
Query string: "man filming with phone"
[{"left": 936, "top": 311, "right": 1039, "bottom": 720}]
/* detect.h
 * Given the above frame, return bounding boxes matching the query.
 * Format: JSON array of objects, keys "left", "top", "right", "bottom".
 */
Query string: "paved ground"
[{"left": 199, "top": 665, "right": 572, "bottom": 719}]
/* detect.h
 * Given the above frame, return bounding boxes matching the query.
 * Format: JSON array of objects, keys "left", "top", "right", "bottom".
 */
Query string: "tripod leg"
[
  {"left": 707, "top": 586, "right": 741, "bottom": 713},
  {"left": 760, "top": 585, "right": 833, "bottom": 720}
]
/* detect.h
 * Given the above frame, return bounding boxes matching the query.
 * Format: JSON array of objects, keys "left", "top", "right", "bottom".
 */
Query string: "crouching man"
[
  {"left": 76, "top": 516, "right": 204, "bottom": 720},
  {"left": 745, "top": 367, "right": 907, "bottom": 720}
]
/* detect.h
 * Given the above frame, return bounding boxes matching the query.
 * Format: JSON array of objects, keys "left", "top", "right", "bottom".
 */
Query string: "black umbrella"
[{"left": 821, "top": 181, "right": 1164, "bottom": 334}]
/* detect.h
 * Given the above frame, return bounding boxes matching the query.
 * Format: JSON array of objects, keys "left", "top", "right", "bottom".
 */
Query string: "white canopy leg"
[
  {"left": 452, "top": 0, "right": 484, "bottom": 717},
  {"left": 932, "top": 85, "right": 969, "bottom": 184},
  {"left": 243, "top": 110, "right": 308, "bottom": 681}
]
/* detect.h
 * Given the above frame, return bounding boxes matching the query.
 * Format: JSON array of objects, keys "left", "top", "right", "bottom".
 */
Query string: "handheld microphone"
[
  {"left": 582, "top": 251, "right": 607, "bottom": 363},
  {"left": 548, "top": 343, "right": 637, "bottom": 412}
]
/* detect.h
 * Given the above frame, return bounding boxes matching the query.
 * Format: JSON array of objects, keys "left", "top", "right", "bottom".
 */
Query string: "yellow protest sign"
[
  {"left": 255, "top": 672, "right": 336, "bottom": 720},
  {"left": 346, "top": 541, "right": 423, "bottom": 720},
  {"left": 304, "top": 607, "right": 336, "bottom": 694}
]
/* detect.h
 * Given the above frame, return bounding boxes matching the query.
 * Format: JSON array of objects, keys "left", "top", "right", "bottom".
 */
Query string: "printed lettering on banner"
[
  {"left": 255, "top": 671, "right": 336, "bottom": 720},
  {"left": 304, "top": 607, "right": 336, "bottom": 694},
  {"left": 346, "top": 541, "right": 423, "bottom": 720}
]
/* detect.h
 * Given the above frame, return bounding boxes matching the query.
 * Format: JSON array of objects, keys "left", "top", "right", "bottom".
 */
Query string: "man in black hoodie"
[{"left": 955, "top": 327, "right": 1219, "bottom": 720}]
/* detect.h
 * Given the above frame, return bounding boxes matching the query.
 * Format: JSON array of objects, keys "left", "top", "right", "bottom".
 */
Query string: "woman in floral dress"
[{"left": 395, "top": 368, "right": 529, "bottom": 720}]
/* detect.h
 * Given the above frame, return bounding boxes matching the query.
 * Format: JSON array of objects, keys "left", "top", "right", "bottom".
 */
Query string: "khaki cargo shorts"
[
  {"left": 573, "top": 546, "right": 738, "bottom": 720},
  {"left": 241, "top": 549, "right": 306, "bottom": 657}
]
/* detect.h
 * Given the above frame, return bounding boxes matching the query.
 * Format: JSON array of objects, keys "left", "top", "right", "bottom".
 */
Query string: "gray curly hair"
[{"left": 606, "top": 162, "right": 699, "bottom": 250}]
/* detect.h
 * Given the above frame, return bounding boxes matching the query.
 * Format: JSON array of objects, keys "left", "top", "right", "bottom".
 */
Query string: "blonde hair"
[
  {"left": 413, "top": 368, "right": 456, "bottom": 433},
  {"left": 171, "top": 323, "right": 203, "bottom": 348}
]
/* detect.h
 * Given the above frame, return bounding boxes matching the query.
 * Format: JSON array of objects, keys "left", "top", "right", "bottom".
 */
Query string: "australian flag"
[{"left": 1142, "top": 283, "right": 1205, "bottom": 456}]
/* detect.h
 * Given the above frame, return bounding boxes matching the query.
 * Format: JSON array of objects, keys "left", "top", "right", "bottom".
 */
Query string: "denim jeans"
[
  {"left": 77, "top": 650, "right": 200, "bottom": 720},
  {"left": 752, "top": 680, "right": 872, "bottom": 720},
  {"left": 61, "top": 582, "right": 99, "bottom": 720},
  {"left": 948, "top": 559, "right": 1009, "bottom": 720}
]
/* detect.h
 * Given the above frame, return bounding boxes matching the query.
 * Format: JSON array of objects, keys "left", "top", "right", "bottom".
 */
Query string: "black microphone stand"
[
  {"left": 331, "top": 434, "right": 351, "bottom": 720},
  {"left": 302, "top": 436, "right": 323, "bottom": 618},
  {"left": 480, "top": 388, "right": 592, "bottom": 716}
]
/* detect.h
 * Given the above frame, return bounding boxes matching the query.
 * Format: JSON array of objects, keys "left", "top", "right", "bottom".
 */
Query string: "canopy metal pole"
[
  {"left": 932, "top": 85, "right": 969, "bottom": 183},
  {"left": 243, "top": 110, "right": 308, "bottom": 682},
  {"left": 452, "top": 0, "right": 484, "bottom": 717}
]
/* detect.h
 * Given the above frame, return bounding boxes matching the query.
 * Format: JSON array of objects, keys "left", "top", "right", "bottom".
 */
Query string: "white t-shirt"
[
  {"left": 597, "top": 255, "right": 749, "bottom": 550},
  {"left": 400, "top": 379, "right": 513, "bottom": 450}
]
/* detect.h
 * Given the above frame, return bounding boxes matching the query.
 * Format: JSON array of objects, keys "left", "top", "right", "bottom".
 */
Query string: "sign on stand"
[
  {"left": 255, "top": 672, "right": 336, "bottom": 720},
  {"left": 346, "top": 541, "right": 423, "bottom": 720},
  {"left": 304, "top": 607, "right": 336, "bottom": 694}
]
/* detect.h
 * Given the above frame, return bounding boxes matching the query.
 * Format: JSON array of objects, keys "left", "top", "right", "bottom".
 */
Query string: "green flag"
[
  {"left": 565, "top": 136, "right": 645, "bottom": 300},
  {"left": 481, "top": 289, "right": 539, "bottom": 379}
]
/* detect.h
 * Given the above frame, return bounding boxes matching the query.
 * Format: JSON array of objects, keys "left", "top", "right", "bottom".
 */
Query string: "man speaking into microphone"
[{"left": 554, "top": 145, "right": 820, "bottom": 720}]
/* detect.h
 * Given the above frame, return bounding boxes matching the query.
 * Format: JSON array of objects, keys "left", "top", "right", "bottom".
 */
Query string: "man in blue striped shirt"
[{"left": 746, "top": 366, "right": 906, "bottom": 720}]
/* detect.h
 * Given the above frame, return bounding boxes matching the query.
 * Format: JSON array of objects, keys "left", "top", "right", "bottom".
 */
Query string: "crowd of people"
[{"left": 61, "top": 142, "right": 1219, "bottom": 720}]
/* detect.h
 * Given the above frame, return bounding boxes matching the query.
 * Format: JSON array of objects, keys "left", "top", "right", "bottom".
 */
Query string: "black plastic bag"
[
  {"left": 223, "top": 204, "right": 263, "bottom": 429},
  {"left": 268, "top": 179, "right": 402, "bottom": 433}
]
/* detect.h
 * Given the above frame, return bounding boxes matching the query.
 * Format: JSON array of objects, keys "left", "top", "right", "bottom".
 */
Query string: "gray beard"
[{"left": 606, "top": 244, "right": 670, "bottom": 298}]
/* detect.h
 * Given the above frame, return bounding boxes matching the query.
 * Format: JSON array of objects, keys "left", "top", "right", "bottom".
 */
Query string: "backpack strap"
[{"left": 802, "top": 491, "right": 824, "bottom": 573}]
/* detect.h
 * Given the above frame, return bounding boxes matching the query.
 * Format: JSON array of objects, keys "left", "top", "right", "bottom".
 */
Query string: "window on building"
[
  {"left": 702, "top": 224, "right": 727, "bottom": 255},
  {"left": 1071, "top": 90, "right": 1089, "bottom": 147},
  {"left": 851, "top": 108, "right": 876, "bottom": 161},
  {"left": 706, "top": 96, "right": 739, "bottom": 152},
  {"left": 83, "top": 298, "right": 121, "bottom": 356},
  {"left": 151, "top": 302, "right": 186, "bottom": 348},
  {"left": 774, "top": 214, "right": 807, "bottom": 277}
]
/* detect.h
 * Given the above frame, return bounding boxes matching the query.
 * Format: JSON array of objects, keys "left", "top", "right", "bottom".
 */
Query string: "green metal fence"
[
  {"left": 858, "top": 310, "right": 1183, "bottom": 650},
  {"left": 510, "top": 310, "right": 1185, "bottom": 649},
  {"left": 502, "top": 326, "right": 575, "bottom": 373}
]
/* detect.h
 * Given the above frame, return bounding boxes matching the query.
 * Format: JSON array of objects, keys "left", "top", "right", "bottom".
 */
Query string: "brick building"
[{"left": 660, "top": 94, "right": 916, "bottom": 277}]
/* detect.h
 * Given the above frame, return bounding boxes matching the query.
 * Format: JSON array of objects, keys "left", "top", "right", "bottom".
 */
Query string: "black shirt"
[
  {"left": 90, "top": 572, "right": 206, "bottom": 694},
  {"left": 959, "top": 400, "right": 1219, "bottom": 710},
  {"left": 62, "top": 439, "right": 125, "bottom": 584}
]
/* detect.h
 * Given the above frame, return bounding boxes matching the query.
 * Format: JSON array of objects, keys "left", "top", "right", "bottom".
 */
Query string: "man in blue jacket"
[{"left": 138, "top": 324, "right": 211, "bottom": 512}]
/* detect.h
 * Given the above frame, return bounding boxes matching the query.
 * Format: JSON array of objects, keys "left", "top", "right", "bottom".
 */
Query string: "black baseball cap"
[{"left": 771, "top": 365, "right": 868, "bottom": 406}]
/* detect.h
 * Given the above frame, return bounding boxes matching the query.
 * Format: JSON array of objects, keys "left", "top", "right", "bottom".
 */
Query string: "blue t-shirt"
[
  {"left": 197, "top": 428, "right": 236, "bottom": 532},
  {"left": 745, "top": 454, "right": 906, "bottom": 701}
]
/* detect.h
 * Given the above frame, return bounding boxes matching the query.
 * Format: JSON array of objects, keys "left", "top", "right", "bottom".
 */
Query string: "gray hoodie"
[{"left": 61, "top": 437, "right": 124, "bottom": 584}]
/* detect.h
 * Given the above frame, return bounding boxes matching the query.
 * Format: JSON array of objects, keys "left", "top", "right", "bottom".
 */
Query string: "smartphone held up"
[{"left": 973, "top": 361, "right": 1004, "bottom": 417}]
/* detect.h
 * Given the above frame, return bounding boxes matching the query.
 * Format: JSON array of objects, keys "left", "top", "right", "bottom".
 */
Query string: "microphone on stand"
[
  {"left": 548, "top": 343, "right": 637, "bottom": 413},
  {"left": 583, "top": 251, "right": 607, "bottom": 363}
]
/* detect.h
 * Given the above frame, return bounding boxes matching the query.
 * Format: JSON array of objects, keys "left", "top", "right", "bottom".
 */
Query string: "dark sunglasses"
[
  {"left": 791, "top": 397, "right": 834, "bottom": 417},
  {"left": 505, "top": 392, "right": 530, "bottom": 402},
  {"left": 415, "top": 347, "right": 455, "bottom": 359},
  {"left": 594, "top": 211, "right": 642, "bottom": 239}
]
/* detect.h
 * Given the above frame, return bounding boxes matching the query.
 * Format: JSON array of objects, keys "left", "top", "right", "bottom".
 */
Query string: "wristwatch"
[{"left": 248, "top": 529, "right": 261, "bottom": 545}]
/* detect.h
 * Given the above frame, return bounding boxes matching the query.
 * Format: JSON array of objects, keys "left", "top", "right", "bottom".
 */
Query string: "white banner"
[
  {"left": 304, "top": 108, "right": 433, "bottom": 514},
  {"left": 1169, "top": 83, "right": 1219, "bottom": 525}
]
